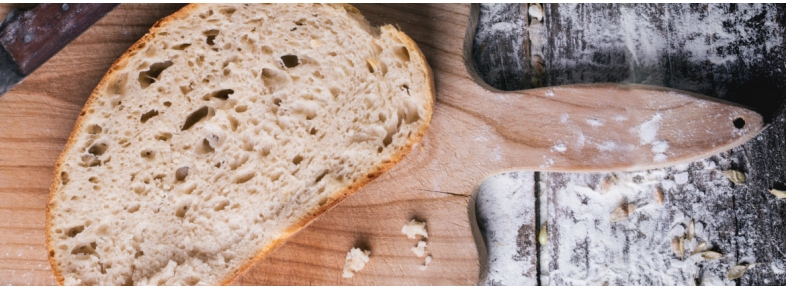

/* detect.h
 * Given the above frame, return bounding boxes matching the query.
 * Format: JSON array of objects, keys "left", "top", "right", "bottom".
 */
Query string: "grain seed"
[
  {"left": 671, "top": 237, "right": 680, "bottom": 255},
  {"left": 538, "top": 222, "right": 548, "bottom": 246},
  {"left": 692, "top": 240, "right": 708, "bottom": 255},
  {"left": 701, "top": 251, "right": 723, "bottom": 260},
  {"left": 727, "top": 264, "right": 749, "bottom": 280},
  {"left": 600, "top": 174, "right": 619, "bottom": 193},
  {"left": 769, "top": 188, "right": 786, "bottom": 199},
  {"left": 687, "top": 218, "right": 695, "bottom": 241},
  {"left": 610, "top": 197, "right": 631, "bottom": 222},
  {"left": 721, "top": 170, "right": 746, "bottom": 185},
  {"left": 654, "top": 187, "right": 664, "bottom": 204}
]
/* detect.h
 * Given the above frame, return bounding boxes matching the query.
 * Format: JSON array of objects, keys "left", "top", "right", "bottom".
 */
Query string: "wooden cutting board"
[{"left": 0, "top": 4, "right": 764, "bottom": 285}]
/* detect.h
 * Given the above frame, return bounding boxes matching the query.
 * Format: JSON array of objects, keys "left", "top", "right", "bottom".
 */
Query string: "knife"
[{"left": 0, "top": 3, "right": 118, "bottom": 97}]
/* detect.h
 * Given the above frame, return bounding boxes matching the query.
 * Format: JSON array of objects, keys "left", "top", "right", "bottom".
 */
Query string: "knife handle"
[{"left": 0, "top": 3, "right": 119, "bottom": 75}]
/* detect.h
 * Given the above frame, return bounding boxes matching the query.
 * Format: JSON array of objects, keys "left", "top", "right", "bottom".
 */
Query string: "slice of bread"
[{"left": 46, "top": 4, "right": 434, "bottom": 285}]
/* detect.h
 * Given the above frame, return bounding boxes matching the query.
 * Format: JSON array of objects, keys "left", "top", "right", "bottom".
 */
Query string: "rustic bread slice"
[{"left": 46, "top": 3, "right": 434, "bottom": 285}]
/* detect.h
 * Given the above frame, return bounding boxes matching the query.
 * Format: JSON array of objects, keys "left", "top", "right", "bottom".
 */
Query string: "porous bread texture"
[{"left": 46, "top": 3, "right": 433, "bottom": 285}]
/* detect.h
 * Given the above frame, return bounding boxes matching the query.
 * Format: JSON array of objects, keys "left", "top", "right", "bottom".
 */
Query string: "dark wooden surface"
[
  {"left": 0, "top": 4, "right": 119, "bottom": 75},
  {"left": 473, "top": 3, "right": 786, "bottom": 285}
]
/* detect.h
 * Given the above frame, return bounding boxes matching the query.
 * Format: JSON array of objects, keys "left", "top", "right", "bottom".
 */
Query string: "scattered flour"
[
  {"left": 537, "top": 157, "right": 738, "bottom": 285},
  {"left": 595, "top": 141, "right": 617, "bottom": 152},
  {"left": 636, "top": 113, "right": 671, "bottom": 162},
  {"left": 638, "top": 113, "right": 663, "bottom": 145},
  {"left": 551, "top": 143, "right": 567, "bottom": 153},
  {"left": 674, "top": 172, "right": 689, "bottom": 185},
  {"left": 545, "top": 89, "right": 555, "bottom": 97},
  {"left": 560, "top": 113, "right": 569, "bottom": 124},
  {"left": 476, "top": 172, "right": 537, "bottom": 286},
  {"left": 585, "top": 118, "right": 605, "bottom": 128}
]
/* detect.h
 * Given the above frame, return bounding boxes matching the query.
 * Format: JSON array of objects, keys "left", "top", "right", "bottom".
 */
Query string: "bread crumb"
[
  {"left": 411, "top": 240, "right": 427, "bottom": 257},
  {"left": 342, "top": 248, "right": 370, "bottom": 278},
  {"left": 419, "top": 255, "right": 433, "bottom": 271},
  {"left": 401, "top": 219, "right": 427, "bottom": 239}
]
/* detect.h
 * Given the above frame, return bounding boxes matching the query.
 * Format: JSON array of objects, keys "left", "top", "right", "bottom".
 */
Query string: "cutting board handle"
[{"left": 0, "top": 3, "right": 118, "bottom": 75}]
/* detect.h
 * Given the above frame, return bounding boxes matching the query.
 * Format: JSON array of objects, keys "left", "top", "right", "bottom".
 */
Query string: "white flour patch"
[
  {"left": 596, "top": 141, "right": 617, "bottom": 152},
  {"left": 674, "top": 172, "right": 689, "bottom": 185},
  {"left": 560, "top": 113, "right": 570, "bottom": 124},
  {"left": 552, "top": 143, "right": 567, "bottom": 153},
  {"left": 638, "top": 113, "right": 662, "bottom": 144},
  {"left": 541, "top": 157, "right": 555, "bottom": 168},
  {"left": 586, "top": 118, "right": 605, "bottom": 128},
  {"left": 492, "top": 145, "right": 503, "bottom": 162},
  {"left": 545, "top": 89, "right": 555, "bottom": 97},
  {"left": 613, "top": 115, "right": 628, "bottom": 122},
  {"left": 636, "top": 113, "right": 670, "bottom": 162},
  {"left": 476, "top": 172, "right": 537, "bottom": 285}
]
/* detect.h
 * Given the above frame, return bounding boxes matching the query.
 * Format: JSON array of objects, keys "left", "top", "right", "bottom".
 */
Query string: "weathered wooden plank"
[
  {"left": 475, "top": 172, "right": 537, "bottom": 285},
  {"left": 473, "top": 2, "right": 786, "bottom": 285}
]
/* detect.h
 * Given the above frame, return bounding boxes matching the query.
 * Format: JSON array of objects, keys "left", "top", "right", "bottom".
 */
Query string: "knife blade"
[{"left": 0, "top": 3, "right": 119, "bottom": 97}]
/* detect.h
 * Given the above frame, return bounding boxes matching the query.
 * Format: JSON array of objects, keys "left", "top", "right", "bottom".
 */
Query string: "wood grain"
[
  {"left": 0, "top": 4, "right": 118, "bottom": 75},
  {"left": 0, "top": 3, "right": 769, "bottom": 285}
]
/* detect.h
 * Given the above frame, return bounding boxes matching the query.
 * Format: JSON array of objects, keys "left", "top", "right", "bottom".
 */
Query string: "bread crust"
[{"left": 46, "top": 3, "right": 434, "bottom": 285}]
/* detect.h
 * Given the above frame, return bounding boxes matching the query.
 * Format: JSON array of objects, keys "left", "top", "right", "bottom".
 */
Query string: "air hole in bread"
[
  {"left": 401, "top": 84, "right": 410, "bottom": 95},
  {"left": 155, "top": 132, "right": 173, "bottom": 142},
  {"left": 61, "top": 172, "right": 70, "bottom": 185},
  {"left": 235, "top": 105, "right": 247, "bottom": 113},
  {"left": 71, "top": 242, "right": 97, "bottom": 255},
  {"left": 261, "top": 68, "right": 288, "bottom": 92},
  {"left": 175, "top": 167, "right": 189, "bottom": 181},
  {"left": 182, "top": 106, "right": 209, "bottom": 130},
  {"left": 395, "top": 46, "right": 410, "bottom": 62},
  {"left": 138, "top": 61, "right": 174, "bottom": 89},
  {"left": 89, "top": 176, "right": 99, "bottom": 183},
  {"left": 203, "top": 29, "right": 220, "bottom": 46},
  {"left": 140, "top": 109, "right": 159, "bottom": 123},
  {"left": 208, "top": 89, "right": 234, "bottom": 100},
  {"left": 200, "top": 139, "right": 216, "bottom": 154},
  {"left": 141, "top": 149, "right": 156, "bottom": 159},
  {"left": 87, "top": 124, "right": 103, "bottom": 134},
  {"left": 228, "top": 115, "right": 239, "bottom": 132},
  {"left": 163, "top": 101, "right": 172, "bottom": 107},
  {"left": 280, "top": 54, "right": 299, "bottom": 68},
  {"left": 314, "top": 170, "right": 328, "bottom": 183},
  {"left": 182, "top": 183, "right": 197, "bottom": 195},
  {"left": 377, "top": 146, "right": 383, "bottom": 153},
  {"left": 172, "top": 43, "right": 191, "bottom": 50},
  {"left": 119, "top": 139, "right": 130, "bottom": 148},
  {"left": 366, "top": 59, "right": 375, "bottom": 73},
  {"left": 66, "top": 225, "right": 85, "bottom": 238},
  {"left": 153, "top": 174, "right": 166, "bottom": 181},
  {"left": 180, "top": 84, "right": 193, "bottom": 95},
  {"left": 219, "top": 7, "right": 236, "bottom": 17},
  {"left": 309, "top": 127, "right": 317, "bottom": 135},
  {"left": 176, "top": 205, "right": 189, "bottom": 218},
  {"left": 134, "top": 251, "right": 144, "bottom": 258},
  {"left": 234, "top": 170, "right": 255, "bottom": 184},
  {"left": 273, "top": 98, "right": 282, "bottom": 106},
  {"left": 88, "top": 143, "right": 108, "bottom": 156},
  {"left": 292, "top": 155, "right": 304, "bottom": 165},
  {"left": 127, "top": 203, "right": 140, "bottom": 213}
]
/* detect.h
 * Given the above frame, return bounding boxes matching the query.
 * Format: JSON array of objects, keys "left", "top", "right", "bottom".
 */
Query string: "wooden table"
[{"left": 473, "top": 3, "right": 786, "bottom": 285}]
